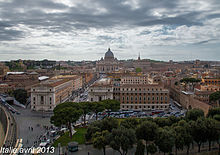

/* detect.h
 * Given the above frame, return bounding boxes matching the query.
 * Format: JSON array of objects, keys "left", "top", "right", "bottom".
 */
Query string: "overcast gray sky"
[{"left": 0, "top": 0, "right": 220, "bottom": 61}]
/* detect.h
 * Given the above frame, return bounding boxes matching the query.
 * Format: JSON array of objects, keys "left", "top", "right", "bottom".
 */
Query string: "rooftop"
[{"left": 33, "top": 78, "right": 72, "bottom": 88}]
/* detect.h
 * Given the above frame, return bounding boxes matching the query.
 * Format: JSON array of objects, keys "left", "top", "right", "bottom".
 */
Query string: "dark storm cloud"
[
  {"left": 0, "top": 0, "right": 211, "bottom": 41},
  {"left": 0, "top": 0, "right": 220, "bottom": 61},
  {"left": 0, "top": 21, "right": 24, "bottom": 41},
  {"left": 207, "top": 13, "right": 220, "bottom": 19},
  {"left": 137, "top": 15, "right": 203, "bottom": 27}
]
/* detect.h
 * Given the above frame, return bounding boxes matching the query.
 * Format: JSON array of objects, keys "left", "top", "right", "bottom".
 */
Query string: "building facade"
[
  {"left": 31, "top": 79, "right": 73, "bottom": 111},
  {"left": 51, "top": 75, "right": 83, "bottom": 91},
  {"left": 202, "top": 78, "right": 220, "bottom": 87},
  {"left": 88, "top": 77, "right": 170, "bottom": 111},
  {"left": 88, "top": 78, "right": 113, "bottom": 102},
  {"left": 96, "top": 48, "right": 120, "bottom": 74},
  {"left": 114, "top": 84, "right": 169, "bottom": 110}
]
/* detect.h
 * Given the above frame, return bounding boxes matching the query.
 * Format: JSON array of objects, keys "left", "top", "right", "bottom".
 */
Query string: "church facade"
[{"left": 96, "top": 48, "right": 120, "bottom": 74}]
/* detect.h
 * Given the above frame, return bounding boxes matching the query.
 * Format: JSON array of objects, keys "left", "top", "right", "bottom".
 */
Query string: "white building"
[
  {"left": 88, "top": 78, "right": 113, "bottom": 102},
  {"left": 31, "top": 79, "right": 73, "bottom": 111}
]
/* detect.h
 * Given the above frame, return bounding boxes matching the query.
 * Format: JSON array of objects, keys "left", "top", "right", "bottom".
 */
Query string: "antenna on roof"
[{"left": 138, "top": 52, "right": 141, "bottom": 60}]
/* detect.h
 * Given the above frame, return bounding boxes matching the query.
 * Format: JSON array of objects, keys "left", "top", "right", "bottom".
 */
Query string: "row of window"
[
  {"left": 121, "top": 101, "right": 168, "bottom": 104},
  {"left": 32, "top": 106, "right": 52, "bottom": 109},
  {"left": 114, "top": 88, "right": 164, "bottom": 91},
  {"left": 121, "top": 82, "right": 148, "bottom": 84},
  {"left": 33, "top": 101, "right": 52, "bottom": 105},
  {"left": 122, "top": 96, "right": 167, "bottom": 101},
  {"left": 122, "top": 79, "right": 147, "bottom": 82},
  {"left": 116, "top": 93, "right": 168, "bottom": 95},
  {"left": 33, "top": 88, "right": 52, "bottom": 92},
  {"left": 121, "top": 105, "right": 168, "bottom": 109},
  {"left": 205, "top": 81, "right": 220, "bottom": 84},
  {"left": 33, "top": 96, "right": 52, "bottom": 101}
]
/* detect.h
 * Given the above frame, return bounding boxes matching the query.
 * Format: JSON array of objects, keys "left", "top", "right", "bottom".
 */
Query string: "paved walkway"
[
  {"left": 0, "top": 122, "right": 5, "bottom": 147},
  {"left": 13, "top": 106, "right": 52, "bottom": 148}
]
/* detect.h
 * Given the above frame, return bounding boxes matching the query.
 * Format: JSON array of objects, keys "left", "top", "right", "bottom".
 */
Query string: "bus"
[{"left": 173, "top": 101, "right": 182, "bottom": 109}]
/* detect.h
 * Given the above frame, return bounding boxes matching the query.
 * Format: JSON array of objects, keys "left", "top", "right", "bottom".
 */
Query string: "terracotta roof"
[{"left": 33, "top": 78, "right": 72, "bottom": 88}]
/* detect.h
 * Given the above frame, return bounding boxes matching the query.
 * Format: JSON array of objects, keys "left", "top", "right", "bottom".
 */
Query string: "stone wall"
[
  {"left": 170, "top": 87, "right": 211, "bottom": 115},
  {"left": 0, "top": 106, "right": 8, "bottom": 147}
]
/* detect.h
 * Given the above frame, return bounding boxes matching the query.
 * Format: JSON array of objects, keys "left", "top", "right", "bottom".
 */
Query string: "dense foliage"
[
  {"left": 86, "top": 108, "right": 220, "bottom": 155},
  {"left": 209, "top": 91, "right": 220, "bottom": 102},
  {"left": 11, "top": 89, "right": 28, "bottom": 105},
  {"left": 180, "top": 78, "right": 201, "bottom": 83},
  {"left": 51, "top": 101, "right": 220, "bottom": 154}
]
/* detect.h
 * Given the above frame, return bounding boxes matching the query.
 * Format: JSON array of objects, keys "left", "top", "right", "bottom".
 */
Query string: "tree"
[
  {"left": 136, "top": 121, "right": 158, "bottom": 155},
  {"left": 204, "top": 118, "right": 219, "bottom": 151},
  {"left": 92, "top": 130, "right": 110, "bottom": 155},
  {"left": 85, "top": 123, "right": 101, "bottom": 141},
  {"left": 85, "top": 117, "right": 118, "bottom": 141},
  {"left": 91, "top": 102, "right": 105, "bottom": 120},
  {"left": 136, "top": 68, "right": 142, "bottom": 73},
  {"left": 155, "top": 127, "right": 175, "bottom": 154},
  {"left": 102, "top": 99, "right": 120, "bottom": 115},
  {"left": 79, "top": 102, "right": 92, "bottom": 126},
  {"left": 50, "top": 106, "right": 82, "bottom": 139},
  {"left": 135, "top": 140, "right": 145, "bottom": 155},
  {"left": 176, "top": 120, "right": 193, "bottom": 155},
  {"left": 180, "top": 78, "right": 201, "bottom": 90},
  {"left": 109, "top": 127, "right": 136, "bottom": 155},
  {"left": 154, "top": 117, "right": 172, "bottom": 127},
  {"left": 173, "top": 125, "right": 187, "bottom": 155},
  {"left": 209, "top": 91, "right": 220, "bottom": 102},
  {"left": 120, "top": 118, "right": 139, "bottom": 129},
  {"left": 146, "top": 143, "right": 157, "bottom": 155},
  {"left": 99, "top": 117, "right": 118, "bottom": 132},
  {"left": 207, "top": 107, "right": 220, "bottom": 118},
  {"left": 53, "top": 102, "right": 79, "bottom": 112},
  {"left": 168, "top": 115, "right": 181, "bottom": 125},
  {"left": 136, "top": 121, "right": 158, "bottom": 142},
  {"left": 185, "top": 108, "right": 204, "bottom": 121},
  {"left": 190, "top": 118, "right": 208, "bottom": 152},
  {"left": 12, "top": 89, "right": 27, "bottom": 105},
  {"left": 180, "top": 78, "right": 201, "bottom": 83},
  {"left": 214, "top": 114, "right": 220, "bottom": 121}
]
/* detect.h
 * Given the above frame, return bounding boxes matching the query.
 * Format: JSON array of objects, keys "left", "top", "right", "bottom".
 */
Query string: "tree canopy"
[
  {"left": 102, "top": 99, "right": 120, "bottom": 112},
  {"left": 12, "top": 89, "right": 27, "bottom": 105},
  {"left": 50, "top": 103, "right": 82, "bottom": 138},
  {"left": 109, "top": 127, "right": 136, "bottom": 155},
  {"left": 185, "top": 108, "right": 204, "bottom": 121},
  {"left": 209, "top": 91, "right": 220, "bottom": 102},
  {"left": 180, "top": 78, "right": 201, "bottom": 83}
]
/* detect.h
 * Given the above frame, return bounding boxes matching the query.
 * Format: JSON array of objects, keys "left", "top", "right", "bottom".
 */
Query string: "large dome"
[{"left": 104, "top": 48, "right": 114, "bottom": 59}]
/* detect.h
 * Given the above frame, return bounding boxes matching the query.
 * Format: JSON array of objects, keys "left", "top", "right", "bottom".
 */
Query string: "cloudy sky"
[{"left": 0, "top": 0, "right": 220, "bottom": 61}]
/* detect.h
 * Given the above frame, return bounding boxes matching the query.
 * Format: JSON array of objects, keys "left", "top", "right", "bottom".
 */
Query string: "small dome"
[{"left": 105, "top": 48, "right": 114, "bottom": 59}]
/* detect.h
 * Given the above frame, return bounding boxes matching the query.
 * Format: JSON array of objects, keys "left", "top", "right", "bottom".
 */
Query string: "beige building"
[
  {"left": 96, "top": 48, "right": 120, "bottom": 74},
  {"left": 120, "top": 74, "right": 148, "bottom": 85},
  {"left": 31, "top": 79, "right": 73, "bottom": 111},
  {"left": 51, "top": 75, "right": 82, "bottom": 91},
  {"left": 88, "top": 76, "right": 170, "bottom": 111},
  {"left": 88, "top": 78, "right": 113, "bottom": 102},
  {"left": 114, "top": 84, "right": 169, "bottom": 111},
  {"left": 194, "top": 85, "right": 220, "bottom": 103}
]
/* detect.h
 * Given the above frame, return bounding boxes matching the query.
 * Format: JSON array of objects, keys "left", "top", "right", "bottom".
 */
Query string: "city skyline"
[{"left": 0, "top": 0, "right": 220, "bottom": 61}]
